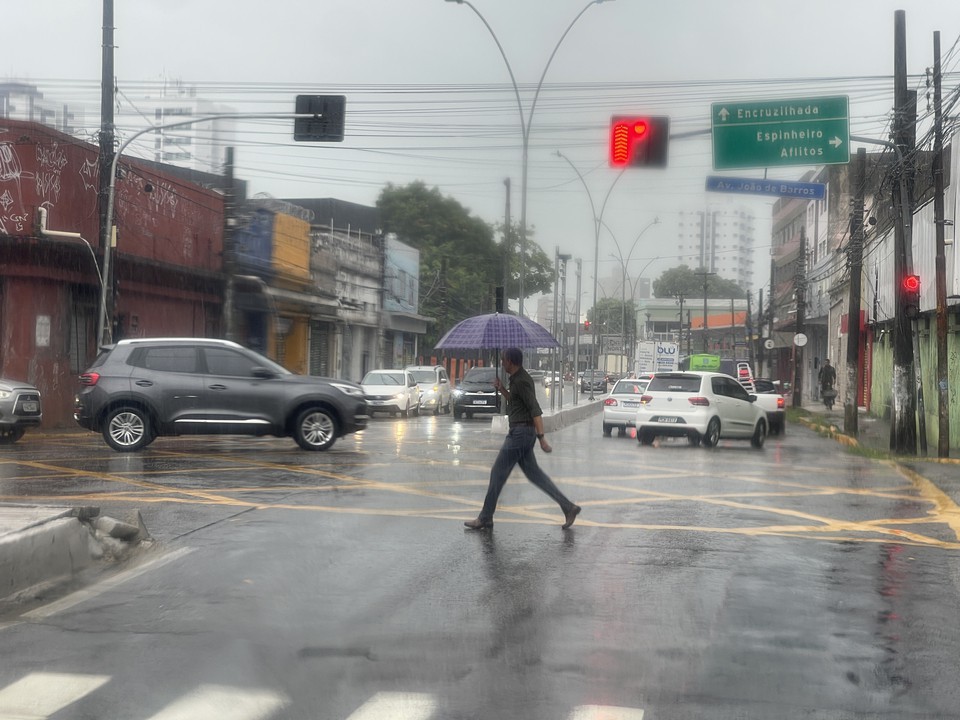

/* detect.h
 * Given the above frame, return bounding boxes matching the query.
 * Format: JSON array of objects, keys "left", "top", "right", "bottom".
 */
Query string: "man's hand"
[{"left": 539, "top": 437, "right": 553, "bottom": 453}]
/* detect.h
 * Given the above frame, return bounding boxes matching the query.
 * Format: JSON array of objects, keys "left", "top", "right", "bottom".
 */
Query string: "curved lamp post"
[
  {"left": 445, "top": 0, "right": 615, "bottom": 316},
  {"left": 604, "top": 218, "right": 660, "bottom": 374},
  {"left": 554, "top": 150, "right": 625, "bottom": 399}
]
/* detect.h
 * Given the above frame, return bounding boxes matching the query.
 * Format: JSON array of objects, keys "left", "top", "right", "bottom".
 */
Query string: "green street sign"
[{"left": 711, "top": 96, "right": 849, "bottom": 169}]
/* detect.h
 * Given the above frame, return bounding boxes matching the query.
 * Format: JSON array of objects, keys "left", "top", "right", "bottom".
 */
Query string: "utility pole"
[
  {"left": 890, "top": 9, "right": 918, "bottom": 454},
  {"left": 845, "top": 148, "right": 866, "bottom": 435},
  {"left": 222, "top": 147, "right": 237, "bottom": 341},
  {"left": 97, "top": 0, "right": 115, "bottom": 346},
  {"left": 746, "top": 291, "right": 755, "bottom": 370},
  {"left": 676, "top": 294, "right": 685, "bottom": 354},
  {"left": 551, "top": 248, "right": 560, "bottom": 412},
  {"left": 757, "top": 289, "right": 764, "bottom": 375},
  {"left": 792, "top": 226, "right": 806, "bottom": 408},
  {"left": 573, "top": 259, "right": 581, "bottom": 406},
  {"left": 503, "top": 178, "right": 511, "bottom": 308},
  {"left": 695, "top": 271, "right": 715, "bottom": 353},
  {"left": 932, "top": 31, "right": 950, "bottom": 458}
]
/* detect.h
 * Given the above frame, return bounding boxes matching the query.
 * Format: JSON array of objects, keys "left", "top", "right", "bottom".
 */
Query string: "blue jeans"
[{"left": 478, "top": 425, "right": 574, "bottom": 522}]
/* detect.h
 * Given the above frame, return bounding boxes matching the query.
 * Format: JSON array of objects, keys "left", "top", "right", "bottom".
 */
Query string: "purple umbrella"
[{"left": 434, "top": 312, "right": 560, "bottom": 350}]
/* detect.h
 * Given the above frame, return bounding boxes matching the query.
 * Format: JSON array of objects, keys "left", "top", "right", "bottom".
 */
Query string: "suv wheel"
[
  {"left": 702, "top": 417, "right": 721, "bottom": 448},
  {"left": 0, "top": 426, "right": 26, "bottom": 444},
  {"left": 294, "top": 407, "right": 337, "bottom": 451},
  {"left": 103, "top": 407, "right": 154, "bottom": 452},
  {"left": 751, "top": 420, "right": 767, "bottom": 449}
]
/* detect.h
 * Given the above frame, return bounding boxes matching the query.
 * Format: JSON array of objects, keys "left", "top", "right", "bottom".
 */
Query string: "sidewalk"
[{"left": 798, "top": 399, "right": 960, "bottom": 490}]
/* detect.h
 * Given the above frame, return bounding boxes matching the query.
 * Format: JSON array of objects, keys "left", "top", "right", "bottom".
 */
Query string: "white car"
[
  {"left": 405, "top": 365, "right": 452, "bottom": 415},
  {"left": 749, "top": 378, "right": 787, "bottom": 435},
  {"left": 635, "top": 371, "right": 767, "bottom": 449},
  {"left": 602, "top": 375, "right": 652, "bottom": 437},
  {"left": 360, "top": 369, "right": 421, "bottom": 417}
]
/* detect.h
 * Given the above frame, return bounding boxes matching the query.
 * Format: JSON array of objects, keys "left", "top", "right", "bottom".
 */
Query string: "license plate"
[
  {"left": 472, "top": 399, "right": 490, "bottom": 405},
  {"left": 22, "top": 401, "right": 39, "bottom": 412},
  {"left": 657, "top": 416, "right": 678, "bottom": 423},
  {"left": 623, "top": 401, "right": 638, "bottom": 408}
]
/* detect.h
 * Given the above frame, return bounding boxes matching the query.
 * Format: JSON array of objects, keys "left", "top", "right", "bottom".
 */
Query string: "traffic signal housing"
[
  {"left": 902, "top": 274, "right": 921, "bottom": 319},
  {"left": 610, "top": 116, "right": 669, "bottom": 168},
  {"left": 294, "top": 95, "right": 346, "bottom": 142},
  {"left": 583, "top": 320, "right": 591, "bottom": 332}
]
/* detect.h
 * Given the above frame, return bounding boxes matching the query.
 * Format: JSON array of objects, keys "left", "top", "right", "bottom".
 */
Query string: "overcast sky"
[{"left": 7, "top": 1, "right": 960, "bottom": 306}]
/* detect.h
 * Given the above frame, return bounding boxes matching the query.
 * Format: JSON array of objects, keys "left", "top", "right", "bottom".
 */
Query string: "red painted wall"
[{"left": 0, "top": 120, "right": 226, "bottom": 428}]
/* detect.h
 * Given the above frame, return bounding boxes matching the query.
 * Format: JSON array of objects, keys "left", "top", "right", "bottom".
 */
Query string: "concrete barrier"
[
  {"left": 0, "top": 513, "right": 96, "bottom": 600},
  {"left": 490, "top": 397, "right": 603, "bottom": 434}
]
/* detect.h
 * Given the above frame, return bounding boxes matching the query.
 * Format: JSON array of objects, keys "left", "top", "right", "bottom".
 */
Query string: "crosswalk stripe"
[
  {"left": 345, "top": 692, "right": 437, "bottom": 720},
  {"left": 568, "top": 706, "right": 645, "bottom": 720},
  {"left": 144, "top": 684, "right": 286, "bottom": 720},
  {"left": 0, "top": 672, "right": 110, "bottom": 719}
]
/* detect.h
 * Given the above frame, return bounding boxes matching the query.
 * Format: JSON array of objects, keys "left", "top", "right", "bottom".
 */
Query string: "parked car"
[
  {"left": 74, "top": 338, "right": 367, "bottom": 452},
  {"left": 0, "top": 377, "right": 42, "bottom": 444},
  {"left": 580, "top": 369, "right": 607, "bottom": 394},
  {"left": 452, "top": 366, "right": 501, "bottom": 419},
  {"left": 405, "top": 365, "right": 451, "bottom": 415},
  {"left": 360, "top": 369, "right": 421, "bottom": 417},
  {"left": 750, "top": 378, "right": 787, "bottom": 435},
  {"left": 602, "top": 375, "right": 652, "bottom": 437},
  {"left": 635, "top": 371, "right": 767, "bottom": 449},
  {"left": 543, "top": 371, "right": 562, "bottom": 388}
]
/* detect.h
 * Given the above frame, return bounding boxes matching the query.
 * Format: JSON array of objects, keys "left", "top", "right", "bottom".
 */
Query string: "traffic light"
[
  {"left": 494, "top": 285, "right": 504, "bottom": 313},
  {"left": 583, "top": 320, "right": 591, "bottom": 331},
  {"left": 294, "top": 95, "right": 346, "bottom": 142},
  {"left": 902, "top": 274, "right": 921, "bottom": 319},
  {"left": 609, "top": 116, "right": 669, "bottom": 168}
]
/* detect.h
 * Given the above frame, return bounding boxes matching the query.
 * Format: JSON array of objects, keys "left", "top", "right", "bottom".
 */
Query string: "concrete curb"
[
  {"left": 1, "top": 512, "right": 96, "bottom": 601},
  {"left": 490, "top": 398, "right": 603, "bottom": 434}
]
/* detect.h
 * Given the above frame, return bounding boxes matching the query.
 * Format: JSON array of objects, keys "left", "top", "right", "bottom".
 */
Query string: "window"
[
  {"left": 203, "top": 347, "right": 259, "bottom": 377},
  {"left": 136, "top": 347, "right": 199, "bottom": 373}
]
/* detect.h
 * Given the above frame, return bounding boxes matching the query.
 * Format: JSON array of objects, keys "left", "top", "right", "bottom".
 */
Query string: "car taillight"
[
  {"left": 603, "top": 398, "right": 617, "bottom": 406},
  {"left": 777, "top": 397, "right": 785, "bottom": 409},
  {"left": 79, "top": 372, "right": 100, "bottom": 386},
  {"left": 688, "top": 396, "right": 710, "bottom": 406},
  {"left": 640, "top": 394, "right": 653, "bottom": 404}
]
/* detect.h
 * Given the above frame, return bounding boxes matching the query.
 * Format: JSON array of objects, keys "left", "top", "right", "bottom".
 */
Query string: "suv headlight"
[
  {"left": 330, "top": 382, "right": 364, "bottom": 398},
  {"left": 452, "top": 388, "right": 463, "bottom": 398},
  {"left": 0, "top": 389, "right": 11, "bottom": 400}
]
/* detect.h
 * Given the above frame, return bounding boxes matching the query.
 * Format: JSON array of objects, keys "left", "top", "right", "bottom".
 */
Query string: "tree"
[
  {"left": 377, "top": 182, "right": 553, "bottom": 347},
  {"left": 494, "top": 220, "right": 555, "bottom": 303},
  {"left": 652, "top": 264, "right": 746, "bottom": 299},
  {"left": 587, "top": 297, "right": 636, "bottom": 336}
]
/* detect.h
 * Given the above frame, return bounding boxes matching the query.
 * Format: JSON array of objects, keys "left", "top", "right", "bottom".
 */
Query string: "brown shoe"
[
  {"left": 562, "top": 505, "right": 581, "bottom": 530},
  {"left": 464, "top": 517, "right": 494, "bottom": 530}
]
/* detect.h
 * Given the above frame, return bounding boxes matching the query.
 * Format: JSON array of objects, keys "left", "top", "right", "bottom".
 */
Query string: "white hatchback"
[
  {"left": 635, "top": 371, "right": 767, "bottom": 449},
  {"left": 602, "top": 375, "right": 652, "bottom": 437},
  {"left": 360, "top": 369, "right": 421, "bottom": 418}
]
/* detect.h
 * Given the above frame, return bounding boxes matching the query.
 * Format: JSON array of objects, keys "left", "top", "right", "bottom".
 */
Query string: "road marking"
[
  {"left": 22, "top": 547, "right": 195, "bottom": 620},
  {"left": 0, "top": 672, "right": 109, "bottom": 719},
  {"left": 345, "top": 692, "right": 436, "bottom": 720},
  {"left": 568, "top": 705, "right": 645, "bottom": 720},
  {"left": 145, "top": 684, "right": 286, "bottom": 720}
]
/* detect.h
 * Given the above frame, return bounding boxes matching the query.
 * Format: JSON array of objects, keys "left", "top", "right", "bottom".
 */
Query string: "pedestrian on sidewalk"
[
  {"left": 818, "top": 358, "right": 837, "bottom": 409},
  {"left": 464, "top": 347, "right": 581, "bottom": 531}
]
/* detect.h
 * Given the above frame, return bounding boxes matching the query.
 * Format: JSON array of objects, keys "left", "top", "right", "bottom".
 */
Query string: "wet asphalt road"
[{"left": 2, "top": 405, "right": 960, "bottom": 719}]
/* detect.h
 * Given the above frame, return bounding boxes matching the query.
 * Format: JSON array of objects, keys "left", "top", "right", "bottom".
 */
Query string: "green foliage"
[
  {"left": 587, "top": 297, "right": 637, "bottom": 335},
  {"left": 652, "top": 264, "right": 746, "bottom": 299},
  {"left": 494, "top": 220, "right": 554, "bottom": 301},
  {"left": 377, "top": 182, "right": 552, "bottom": 347}
]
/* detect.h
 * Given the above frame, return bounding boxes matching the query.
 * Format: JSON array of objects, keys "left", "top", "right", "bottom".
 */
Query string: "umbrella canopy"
[{"left": 434, "top": 312, "right": 560, "bottom": 350}]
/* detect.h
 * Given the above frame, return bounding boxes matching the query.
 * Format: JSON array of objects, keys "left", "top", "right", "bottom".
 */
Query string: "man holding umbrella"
[{"left": 464, "top": 347, "right": 581, "bottom": 531}]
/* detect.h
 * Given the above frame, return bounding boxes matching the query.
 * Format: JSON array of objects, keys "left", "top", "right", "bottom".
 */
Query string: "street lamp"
[
  {"left": 554, "top": 150, "right": 625, "bottom": 400},
  {"left": 604, "top": 218, "right": 660, "bottom": 374},
  {"left": 445, "top": 0, "right": 615, "bottom": 316}
]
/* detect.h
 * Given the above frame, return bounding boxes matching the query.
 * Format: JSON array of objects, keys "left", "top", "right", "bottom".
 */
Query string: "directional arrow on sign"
[
  {"left": 718, "top": 108, "right": 730, "bottom": 122},
  {"left": 829, "top": 136, "right": 843, "bottom": 148}
]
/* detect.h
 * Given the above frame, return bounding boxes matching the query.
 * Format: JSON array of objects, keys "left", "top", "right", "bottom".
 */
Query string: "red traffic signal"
[
  {"left": 583, "top": 320, "right": 591, "bottom": 330},
  {"left": 610, "top": 116, "right": 669, "bottom": 168},
  {"left": 902, "top": 274, "right": 921, "bottom": 318}
]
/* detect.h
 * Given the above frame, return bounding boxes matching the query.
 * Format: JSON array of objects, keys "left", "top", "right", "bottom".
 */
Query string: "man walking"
[{"left": 464, "top": 347, "right": 581, "bottom": 531}]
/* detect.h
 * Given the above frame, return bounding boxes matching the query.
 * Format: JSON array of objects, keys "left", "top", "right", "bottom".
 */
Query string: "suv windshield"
[
  {"left": 464, "top": 368, "right": 497, "bottom": 382},
  {"left": 409, "top": 370, "right": 436, "bottom": 383},
  {"left": 363, "top": 371, "right": 405, "bottom": 385}
]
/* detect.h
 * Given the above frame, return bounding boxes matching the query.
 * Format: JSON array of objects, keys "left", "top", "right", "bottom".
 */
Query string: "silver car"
[
  {"left": 405, "top": 365, "right": 451, "bottom": 415},
  {"left": 635, "top": 371, "right": 767, "bottom": 448},
  {"left": 602, "top": 376, "right": 651, "bottom": 437},
  {"left": 0, "top": 377, "right": 42, "bottom": 443}
]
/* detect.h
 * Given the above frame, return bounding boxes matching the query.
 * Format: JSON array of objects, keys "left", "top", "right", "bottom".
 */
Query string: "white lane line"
[
  {"left": 23, "top": 547, "right": 195, "bottom": 619},
  {"left": 345, "top": 692, "right": 437, "bottom": 720},
  {"left": 0, "top": 671, "right": 110, "bottom": 719},
  {"left": 144, "top": 684, "right": 286, "bottom": 720},
  {"left": 568, "top": 706, "right": 645, "bottom": 720}
]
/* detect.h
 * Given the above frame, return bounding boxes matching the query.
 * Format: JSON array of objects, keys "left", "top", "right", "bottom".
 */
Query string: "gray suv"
[
  {"left": 0, "top": 377, "right": 42, "bottom": 444},
  {"left": 74, "top": 338, "right": 368, "bottom": 452}
]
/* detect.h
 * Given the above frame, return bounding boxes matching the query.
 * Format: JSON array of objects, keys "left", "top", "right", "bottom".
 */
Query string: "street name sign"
[
  {"left": 711, "top": 96, "right": 849, "bottom": 170},
  {"left": 705, "top": 176, "right": 826, "bottom": 200}
]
